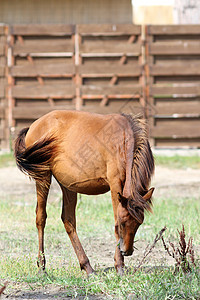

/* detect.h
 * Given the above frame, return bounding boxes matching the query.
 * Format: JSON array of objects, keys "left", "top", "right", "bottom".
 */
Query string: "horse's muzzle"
[{"left": 118, "top": 239, "right": 133, "bottom": 256}]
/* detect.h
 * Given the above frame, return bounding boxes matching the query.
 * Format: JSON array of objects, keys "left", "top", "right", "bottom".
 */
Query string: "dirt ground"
[
  {"left": 1, "top": 163, "right": 200, "bottom": 202},
  {"left": 0, "top": 164, "right": 200, "bottom": 299}
]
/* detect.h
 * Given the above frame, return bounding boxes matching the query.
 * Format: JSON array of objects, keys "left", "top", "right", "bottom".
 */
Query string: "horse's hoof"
[
  {"left": 87, "top": 269, "right": 97, "bottom": 277},
  {"left": 116, "top": 267, "right": 124, "bottom": 276},
  {"left": 38, "top": 268, "right": 48, "bottom": 276}
]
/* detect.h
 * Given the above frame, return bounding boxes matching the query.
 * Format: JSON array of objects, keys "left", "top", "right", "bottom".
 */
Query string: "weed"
[
  {"left": 162, "top": 225, "right": 196, "bottom": 273},
  {"left": 133, "top": 226, "right": 167, "bottom": 274}
]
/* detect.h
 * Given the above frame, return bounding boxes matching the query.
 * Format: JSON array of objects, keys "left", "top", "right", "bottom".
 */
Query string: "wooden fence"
[
  {"left": 8, "top": 24, "right": 76, "bottom": 134},
  {"left": 146, "top": 25, "right": 200, "bottom": 148},
  {"left": 0, "top": 24, "right": 200, "bottom": 150}
]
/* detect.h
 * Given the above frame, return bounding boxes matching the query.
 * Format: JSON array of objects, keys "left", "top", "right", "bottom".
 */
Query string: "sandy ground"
[
  {"left": 1, "top": 163, "right": 200, "bottom": 198},
  {"left": 1, "top": 164, "right": 200, "bottom": 202},
  {"left": 0, "top": 164, "right": 200, "bottom": 299}
]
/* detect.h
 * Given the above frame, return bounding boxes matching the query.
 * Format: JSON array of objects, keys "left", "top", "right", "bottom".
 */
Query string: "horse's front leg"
[
  {"left": 110, "top": 186, "right": 125, "bottom": 275},
  {"left": 60, "top": 185, "right": 95, "bottom": 276},
  {"left": 114, "top": 238, "right": 125, "bottom": 276},
  {"left": 35, "top": 174, "right": 51, "bottom": 272}
]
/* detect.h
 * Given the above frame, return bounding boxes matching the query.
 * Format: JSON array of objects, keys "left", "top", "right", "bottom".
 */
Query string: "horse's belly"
[
  {"left": 52, "top": 158, "right": 110, "bottom": 195},
  {"left": 67, "top": 177, "right": 110, "bottom": 195},
  {"left": 54, "top": 171, "right": 109, "bottom": 195}
]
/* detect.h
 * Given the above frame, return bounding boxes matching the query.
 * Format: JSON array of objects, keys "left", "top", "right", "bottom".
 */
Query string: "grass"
[
  {"left": 0, "top": 191, "right": 200, "bottom": 299},
  {"left": 1, "top": 260, "right": 200, "bottom": 299},
  {"left": 0, "top": 154, "right": 200, "bottom": 298},
  {"left": 1, "top": 152, "right": 200, "bottom": 170},
  {"left": 154, "top": 154, "right": 200, "bottom": 169},
  {"left": 0, "top": 152, "right": 15, "bottom": 168},
  {"left": 143, "top": 196, "right": 200, "bottom": 244},
  {"left": 1, "top": 151, "right": 200, "bottom": 169}
]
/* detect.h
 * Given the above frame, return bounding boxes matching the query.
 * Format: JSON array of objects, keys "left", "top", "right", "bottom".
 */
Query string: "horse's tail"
[
  {"left": 14, "top": 127, "right": 57, "bottom": 187},
  {"left": 122, "top": 114, "right": 155, "bottom": 219}
]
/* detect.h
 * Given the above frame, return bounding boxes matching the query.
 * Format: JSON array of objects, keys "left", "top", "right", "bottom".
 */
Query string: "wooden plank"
[
  {"left": 154, "top": 100, "right": 200, "bottom": 115},
  {"left": 0, "top": 35, "right": 6, "bottom": 43},
  {"left": 81, "top": 85, "right": 142, "bottom": 96},
  {"left": 0, "top": 129, "right": 4, "bottom": 140},
  {"left": 81, "top": 102, "right": 144, "bottom": 115},
  {"left": 12, "top": 84, "right": 75, "bottom": 99},
  {"left": 0, "top": 44, "right": 4, "bottom": 56},
  {"left": 11, "top": 63, "right": 76, "bottom": 77},
  {"left": 0, "top": 57, "right": 6, "bottom": 65},
  {"left": 0, "top": 78, "right": 6, "bottom": 98},
  {"left": 79, "top": 64, "right": 142, "bottom": 77},
  {"left": 151, "top": 85, "right": 200, "bottom": 96},
  {"left": 77, "top": 24, "right": 141, "bottom": 35},
  {"left": 10, "top": 24, "right": 75, "bottom": 36},
  {"left": 80, "top": 42, "right": 141, "bottom": 55},
  {"left": 13, "top": 106, "right": 75, "bottom": 119},
  {"left": 152, "top": 119, "right": 200, "bottom": 138},
  {"left": 15, "top": 57, "right": 73, "bottom": 66},
  {"left": 0, "top": 66, "right": 5, "bottom": 77},
  {"left": 0, "top": 26, "right": 5, "bottom": 35},
  {"left": 17, "top": 53, "right": 73, "bottom": 58},
  {"left": 13, "top": 40, "right": 74, "bottom": 55},
  {"left": 149, "top": 41, "right": 200, "bottom": 55},
  {"left": 150, "top": 63, "right": 200, "bottom": 76},
  {"left": 148, "top": 25, "right": 200, "bottom": 35},
  {"left": 0, "top": 106, "right": 4, "bottom": 118}
]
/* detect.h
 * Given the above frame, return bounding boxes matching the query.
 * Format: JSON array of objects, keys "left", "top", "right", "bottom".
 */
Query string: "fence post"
[
  {"left": 144, "top": 24, "right": 155, "bottom": 147},
  {"left": 75, "top": 26, "right": 82, "bottom": 111},
  {"left": 6, "top": 25, "right": 15, "bottom": 150},
  {"left": 0, "top": 25, "right": 10, "bottom": 151}
]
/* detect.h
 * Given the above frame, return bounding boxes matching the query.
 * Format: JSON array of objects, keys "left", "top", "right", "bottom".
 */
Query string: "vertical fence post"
[
  {"left": 144, "top": 24, "right": 155, "bottom": 147},
  {"left": 75, "top": 26, "right": 82, "bottom": 111},
  {"left": 141, "top": 24, "right": 147, "bottom": 120},
  {"left": 7, "top": 26, "right": 15, "bottom": 149},
  {"left": 0, "top": 25, "right": 9, "bottom": 151}
]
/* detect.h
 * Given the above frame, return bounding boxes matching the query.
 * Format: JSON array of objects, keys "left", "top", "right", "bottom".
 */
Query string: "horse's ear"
[
  {"left": 143, "top": 187, "right": 155, "bottom": 202},
  {"left": 118, "top": 192, "right": 128, "bottom": 208}
]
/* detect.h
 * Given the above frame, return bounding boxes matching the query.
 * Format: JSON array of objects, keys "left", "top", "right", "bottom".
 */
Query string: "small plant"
[
  {"left": 132, "top": 226, "right": 167, "bottom": 274},
  {"left": 161, "top": 224, "right": 196, "bottom": 273}
]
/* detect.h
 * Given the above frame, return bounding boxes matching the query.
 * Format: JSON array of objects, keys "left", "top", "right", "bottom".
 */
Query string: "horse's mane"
[{"left": 121, "top": 114, "right": 155, "bottom": 220}]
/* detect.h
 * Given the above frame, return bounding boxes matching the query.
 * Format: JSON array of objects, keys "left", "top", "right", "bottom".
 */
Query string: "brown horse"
[{"left": 14, "top": 110, "right": 154, "bottom": 275}]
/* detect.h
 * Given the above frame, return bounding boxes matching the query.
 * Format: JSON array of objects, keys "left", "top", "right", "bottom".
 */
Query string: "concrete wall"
[{"left": 0, "top": 0, "right": 133, "bottom": 24}]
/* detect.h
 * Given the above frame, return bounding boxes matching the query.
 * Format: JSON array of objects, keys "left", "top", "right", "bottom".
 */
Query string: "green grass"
[
  {"left": 0, "top": 152, "right": 15, "bottom": 168},
  {"left": 154, "top": 154, "right": 200, "bottom": 169},
  {"left": 1, "top": 259, "right": 200, "bottom": 299},
  {"left": 0, "top": 154, "right": 200, "bottom": 298},
  {"left": 1, "top": 152, "right": 200, "bottom": 169},
  {"left": 0, "top": 192, "right": 200, "bottom": 299},
  {"left": 142, "top": 196, "right": 200, "bottom": 243}
]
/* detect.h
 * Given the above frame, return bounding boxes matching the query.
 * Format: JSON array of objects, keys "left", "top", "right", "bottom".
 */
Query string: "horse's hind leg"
[
  {"left": 59, "top": 184, "right": 94, "bottom": 275},
  {"left": 35, "top": 173, "right": 51, "bottom": 272}
]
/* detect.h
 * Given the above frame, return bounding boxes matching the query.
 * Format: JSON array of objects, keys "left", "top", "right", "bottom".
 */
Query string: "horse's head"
[{"left": 117, "top": 188, "right": 154, "bottom": 256}]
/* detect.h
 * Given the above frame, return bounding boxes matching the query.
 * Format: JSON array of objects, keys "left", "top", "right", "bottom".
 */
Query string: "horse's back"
[{"left": 25, "top": 110, "right": 126, "bottom": 146}]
